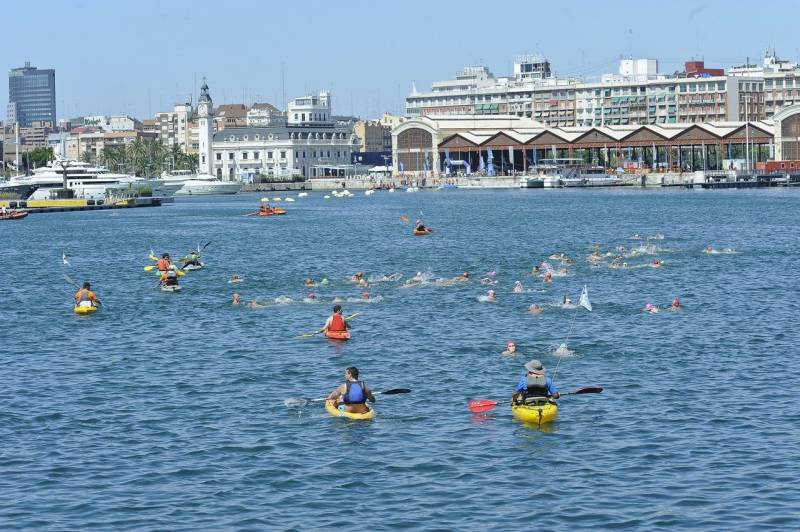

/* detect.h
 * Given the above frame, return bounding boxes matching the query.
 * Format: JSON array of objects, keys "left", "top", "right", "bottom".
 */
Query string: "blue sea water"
[{"left": 1, "top": 188, "right": 799, "bottom": 530}]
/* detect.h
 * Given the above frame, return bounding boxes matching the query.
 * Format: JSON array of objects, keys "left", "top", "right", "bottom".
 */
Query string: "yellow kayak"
[
  {"left": 73, "top": 304, "right": 98, "bottom": 315},
  {"left": 511, "top": 400, "right": 558, "bottom": 426},
  {"left": 325, "top": 400, "right": 374, "bottom": 420}
]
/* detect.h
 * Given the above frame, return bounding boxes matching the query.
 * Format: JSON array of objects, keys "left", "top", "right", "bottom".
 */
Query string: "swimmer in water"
[
  {"left": 457, "top": 272, "right": 470, "bottom": 282},
  {"left": 247, "top": 299, "right": 264, "bottom": 309},
  {"left": 562, "top": 294, "right": 572, "bottom": 306},
  {"left": 651, "top": 259, "right": 662, "bottom": 268},
  {"left": 320, "top": 277, "right": 330, "bottom": 285},
  {"left": 232, "top": 293, "right": 241, "bottom": 305},
  {"left": 357, "top": 278, "right": 369, "bottom": 288},
  {"left": 486, "top": 289, "right": 497, "bottom": 302},
  {"left": 513, "top": 281, "right": 524, "bottom": 293},
  {"left": 350, "top": 272, "right": 365, "bottom": 282},
  {"left": 704, "top": 245, "right": 716, "bottom": 254},
  {"left": 361, "top": 291, "right": 370, "bottom": 301},
  {"left": 670, "top": 298, "right": 681, "bottom": 311},
  {"left": 644, "top": 303, "right": 659, "bottom": 314},
  {"left": 304, "top": 278, "right": 316, "bottom": 288},
  {"left": 307, "top": 292, "right": 317, "bottom": 301},
  {"left": 543, "top": 272, "right": 553, "bottom": 283},
  {"left": 230, "top": 274, "right": 243, "bottom": 283},
  {"left": 528, "top": 304, "right": 544, "bottom": 315},
  {"left": 501, "top": 340, "right": 517, "bottom": 356},
  {"left": 531, "top": 265, "right": 540, "bottom": 274}
]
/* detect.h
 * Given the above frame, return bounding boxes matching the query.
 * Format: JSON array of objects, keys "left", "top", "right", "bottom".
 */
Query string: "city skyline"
[{"left": 4, "top": 0, "right": 800, "bottom": 122}]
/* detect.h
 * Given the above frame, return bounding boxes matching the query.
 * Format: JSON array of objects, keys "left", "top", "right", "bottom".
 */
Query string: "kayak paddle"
[
  {"left": 64, "top": 273, "right": 104, "bottom": 308},
  {"left": 144, "top": 265, "right": 156, "bottom": 272},
  {"left": 294, "top": 312, "right": 360, "bottom": 339},
  {"left": 467, "top": 386, "right": 603, "bottom": 414},
  {"left": 284, "top": 388, "right": 411, "bottom": 408}
]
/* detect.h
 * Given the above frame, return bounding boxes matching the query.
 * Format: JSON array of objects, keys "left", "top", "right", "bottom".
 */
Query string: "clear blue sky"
[{"left": 4, "top": 0, "right": 799, "bottom": 121}]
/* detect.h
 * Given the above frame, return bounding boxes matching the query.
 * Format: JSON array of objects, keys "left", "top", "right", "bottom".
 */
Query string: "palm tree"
[
  {"left": 127, "top": 138, "right": 147, "bottom": 176},
  {"left": 187, "top": 154, "right": 199, "bottom": 174},
  {"left": 146, "top": 139, "right": 166, "bottom": 176},
  {"left": 168, "top": 144, "right": 184, "bottom": 172}
]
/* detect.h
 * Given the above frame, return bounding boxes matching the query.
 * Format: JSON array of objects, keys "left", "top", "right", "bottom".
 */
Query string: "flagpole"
[{"left": 552, "top": 285, "right": 591, "bottom": 384}]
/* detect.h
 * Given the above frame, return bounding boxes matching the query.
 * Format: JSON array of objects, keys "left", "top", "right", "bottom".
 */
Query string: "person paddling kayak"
[
  {"left": 512, "top": 359, "right": 560, "bottom": 405},
  {"left": 321, "top": 304, "right": 349, "bottom": 335},
  {"left": 161, "top": 264, "right": 180, "bottom": 287},
  {"left": 156, "top": 253, "right": 172, "bottom": 272},
  {"left": 326, "top": 366, "right": 376, "bottom": 414},
  {"left": 74, "top": 282, "right": 100, "bottom": 308},
  {"left": 182, "top": 250, "right": 201, "bottom": 269}
]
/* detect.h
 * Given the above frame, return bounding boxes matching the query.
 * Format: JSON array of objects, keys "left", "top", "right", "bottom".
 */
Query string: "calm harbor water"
[{"left": 1, "top": 188, "right": 799, "bottom": 529}]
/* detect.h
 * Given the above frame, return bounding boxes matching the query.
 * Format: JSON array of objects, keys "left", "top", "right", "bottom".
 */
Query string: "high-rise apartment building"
[{"left": 8, "top": 62, "right": 56, "bottom": 127}]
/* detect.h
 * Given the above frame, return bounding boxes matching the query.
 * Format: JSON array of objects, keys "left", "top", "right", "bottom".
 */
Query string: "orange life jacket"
[
  {"left": 329, "top": 313, "right": 346, "bottom": 332},
  {"left": 157, "top": 258, "right": 168, "bottom": 270}
]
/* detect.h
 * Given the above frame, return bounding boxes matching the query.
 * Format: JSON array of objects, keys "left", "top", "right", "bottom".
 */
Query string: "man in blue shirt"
[{"left": 513, "top": 359, "right": 560, "bottom": 404}]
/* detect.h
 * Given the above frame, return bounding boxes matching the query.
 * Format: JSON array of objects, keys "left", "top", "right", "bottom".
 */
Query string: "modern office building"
[{"left": 8, "top": 62, "right": 56, "bottom": 127}]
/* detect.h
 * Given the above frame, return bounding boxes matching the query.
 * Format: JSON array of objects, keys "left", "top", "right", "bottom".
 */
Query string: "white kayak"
[
  {"left": 182, "top": 262, "right": 204, "bottom": 271},
  {"left": 161, "top": 284, "right": 182, "bottom": 292}
]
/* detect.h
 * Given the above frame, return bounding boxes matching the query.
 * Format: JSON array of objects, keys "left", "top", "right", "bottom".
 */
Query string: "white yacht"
[
  {"left": 0, "top": 160, "right": 181, "bottom": 200},
  {"left": 519, "top": 165, "right": 564, "bottom": 188},
  {"left": 161, "top": 170, "right": 242, "bottom": 195}
]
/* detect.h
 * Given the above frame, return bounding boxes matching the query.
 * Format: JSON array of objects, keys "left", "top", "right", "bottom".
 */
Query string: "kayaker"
[
  {"left": 414, "top": 220, "right": 427, "bottom": 232},
  {"left": 321, "top": 304, "right": 349, "bottom": 335},
  {"left": 74, "top": 282, "right": 100, "bottom": 308},
  {"left": 501, "top": 341, "right": 517, "bottom": 356},
  {"left": 513, "top": 359, "right": 559, "bottom": 404},
  {"left": 259, "top": 203, "right": 272, "bottom": 214},
  {"left": 326, "top": 366, "right": 376, "bottom": 414},
  {"left": 182, "top": 250, "right": 201, "bottom": 269},
  {"left": 161, "top": 265, "right": 180, "bottom": 287},
  {"left": 232, "top": 293, "right": 241, "bottom": 305},
  {"left": 156, "top": 253, "right": 171, "bottom": 272}
]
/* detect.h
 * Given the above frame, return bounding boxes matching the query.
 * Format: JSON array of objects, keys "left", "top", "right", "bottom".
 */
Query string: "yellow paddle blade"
[
  {"left": 148, "top": 254, "right": 158, "bottom": 261},
  {"left": 345, "top": 312, "right": 360, "bottom": 321},
  {"left": 143, "top": 265, "right": 155, "bottom": 271},
  {"left": 177, "top": 270, "right": 186, "bottom": 277}
]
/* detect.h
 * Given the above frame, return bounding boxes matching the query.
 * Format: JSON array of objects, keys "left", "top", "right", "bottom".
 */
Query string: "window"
[
  {"left": 228, "top": 153, "right": 234, "bottom": 160},
  {"left": 254, "top": 151, "right": 259, "bottom": 159},
  {"left": 216, "top": 153, "right": 221, "bottom": 160},
  {"left": 280, "top": 151, "right": 286, "bottom": 159},
  {"left": 242, "top": 152, "right": 248, "bottom": 160},
  {"left": 294, "top": 114, "right": 298, "bottom": 120},
  {"left": 268, "top": 151, "right": 273, "bottom": 159},
  {"left": 302, "top": 113, "right": 306, "bottom": 121}
]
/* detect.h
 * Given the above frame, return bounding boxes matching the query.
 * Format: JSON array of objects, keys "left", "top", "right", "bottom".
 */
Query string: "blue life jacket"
[{"left": 343, "top": 381, "right": 366, "bottom": 404}]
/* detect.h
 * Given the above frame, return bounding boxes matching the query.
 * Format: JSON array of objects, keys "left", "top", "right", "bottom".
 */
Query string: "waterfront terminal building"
[{"left": 392, "top": 110, "right": 800, "bottom": 176}]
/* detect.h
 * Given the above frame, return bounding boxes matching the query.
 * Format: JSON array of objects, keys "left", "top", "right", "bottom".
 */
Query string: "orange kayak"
[
  {"left": 258, "top": 208, "right": 286, "bottom": 216},
  {"left": 1, "top": 210, "right": 28, "bottom": 220},
  {"left": 325, "top": 330, "right": 351, "bottom": 341}
]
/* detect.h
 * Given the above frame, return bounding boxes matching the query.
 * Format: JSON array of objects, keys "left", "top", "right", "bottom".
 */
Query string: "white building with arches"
[{"left": 205, "top": 87, "right": 358, "bottom": 181}]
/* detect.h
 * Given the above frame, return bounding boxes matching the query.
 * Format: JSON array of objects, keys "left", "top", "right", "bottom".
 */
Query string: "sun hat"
[{"left": 524, "top": 359, "right": 544, "bottom": 373}]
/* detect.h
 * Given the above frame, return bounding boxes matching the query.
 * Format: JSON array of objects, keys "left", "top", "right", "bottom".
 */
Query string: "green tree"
[
  {"left": 127, "top": 138, "right": 147, "bottom": 176},
  {"left": 187, "top": 153, "right": 199, "bottom": 174},
  {"left": 168, "top": 144, "right": 185, "bottom": 172},
  {"left": 25, "top": 147, "right": 55, "bottom": 170},
  {"left": 81, "top": 149, "right": 96, "bottom": 164}
]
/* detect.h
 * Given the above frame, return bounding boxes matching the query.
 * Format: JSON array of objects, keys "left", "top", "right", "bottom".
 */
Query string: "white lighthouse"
[{"left": 197, "top": 78, "right": 213, "bottom": 176}]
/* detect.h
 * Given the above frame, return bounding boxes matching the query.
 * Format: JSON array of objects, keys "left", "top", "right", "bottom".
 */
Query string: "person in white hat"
[{"left": 512, "top": 359, "right": 559, "bottom": 405}]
